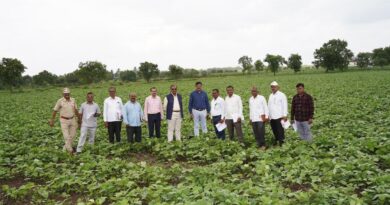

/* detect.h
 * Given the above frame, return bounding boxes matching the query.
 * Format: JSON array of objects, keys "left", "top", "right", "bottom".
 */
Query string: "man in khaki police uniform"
[{"left": 50, "top": 88, "right": 80, "bottom": 153}]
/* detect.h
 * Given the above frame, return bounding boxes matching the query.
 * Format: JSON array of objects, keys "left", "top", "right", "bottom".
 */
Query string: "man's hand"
[
  {"left": 219, "top": 119, "right": 224, "bottom": 124},
  {"left": 282, "top": 116, "right": 287, "bottom": 122},
  {"left": 237, "top": 118, "right": 241, "bottom": 123},
  {"left": 49, "top": 119, "right": 54, "bottom": 127},
  {"left": 206, "top": 114, "right": 210, "bottom": 120},
  {"left": 308, "top": 118, "right": 313, "bottom": 124},
  {"left": 104, "top": 122, "right": 108, "bottom": 128}
]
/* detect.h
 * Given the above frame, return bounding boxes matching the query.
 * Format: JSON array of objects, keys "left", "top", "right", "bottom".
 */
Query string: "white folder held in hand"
[
  {"left": 216, "top": 122, "right": 227, "bottom": 132},
  {"left": 292, "top": 122, "right": 298, "bottom": 132},
  {"left": 281, "top": 120, "right": 291, "bottom": 129}
]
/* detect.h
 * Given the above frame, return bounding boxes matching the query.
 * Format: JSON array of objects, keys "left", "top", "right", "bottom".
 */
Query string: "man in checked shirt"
[{"left": 291, "top": 83, "right": 314, "bottom": 141}]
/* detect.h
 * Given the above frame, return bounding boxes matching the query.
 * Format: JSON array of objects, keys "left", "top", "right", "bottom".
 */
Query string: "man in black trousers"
[
  {"left": 268, "top": 81, "right": 288, "bottom": 146},
  {"left": 103, "top": 87, "right": 123, "bottom": 143}
]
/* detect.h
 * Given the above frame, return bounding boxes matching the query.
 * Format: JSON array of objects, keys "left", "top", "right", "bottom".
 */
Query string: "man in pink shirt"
[{"left": 144, "top": 87, "right": 164, "bottom": 138}]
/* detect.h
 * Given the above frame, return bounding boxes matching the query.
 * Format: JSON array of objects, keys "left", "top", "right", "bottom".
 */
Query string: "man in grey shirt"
[{"left": 76, "top": 92, "right": 101, "bottom": 153}]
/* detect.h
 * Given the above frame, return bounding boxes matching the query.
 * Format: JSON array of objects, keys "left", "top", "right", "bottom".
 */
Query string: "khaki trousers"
[
  {"left": 60, "top": 118, "right": 78, "bottom": 152},
  {"left": 167, "top": 112, "right": 182, "bottom": 142}
]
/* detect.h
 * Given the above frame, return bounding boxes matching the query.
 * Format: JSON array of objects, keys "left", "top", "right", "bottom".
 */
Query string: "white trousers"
[
  {"left": 77, "top": 126, "right": 97, "bottom": 152},
  {"left": 168, "top": 112, "right": 182, "bottom": 142},
  {"left": 192, "top": 109, "right": 207, "bottom": 136}
]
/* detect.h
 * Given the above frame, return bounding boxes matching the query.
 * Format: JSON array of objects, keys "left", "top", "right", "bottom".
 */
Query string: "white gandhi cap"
[
  {"left": 63, "top": 87, "right": 71, "bottom": 93},
  {"left": 270, "top": 81, "right": 279, "bottom": 86}
]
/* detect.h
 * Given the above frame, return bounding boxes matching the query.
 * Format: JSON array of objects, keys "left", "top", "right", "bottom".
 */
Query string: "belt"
[
  {"left": 61, "top": 116, "right": 74, "bottom": 120},
  {"left": 194, "top": 108, "right": 205, "bottom": 111},
  {"left": 173, "top": 110, "right": 181, "bottom": 112}
]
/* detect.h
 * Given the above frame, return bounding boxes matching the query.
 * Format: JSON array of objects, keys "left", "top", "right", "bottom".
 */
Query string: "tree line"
[{"left": 1, "top": 39, "right": 389, "bottom": 90}]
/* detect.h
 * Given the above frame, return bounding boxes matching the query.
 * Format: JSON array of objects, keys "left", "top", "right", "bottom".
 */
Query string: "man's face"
[
  {"left": 151, "top": 89, "right": 157, "bottom": 97},
  {"left": 296, "top": 86, "right": 304, "bottom": 94},
  {"left": 171, "top": 87, "right": 177, "bottom": 95},
  {"left": 87, "top": 94, "right": 94, "bottom": 102},
  {"left": 251, "top": 89, "right": 258, "bottom": 97},
  {"left": 212, "top": 91, "right": 219, "bottom": 99},
  {"left": 109, "top": 89, "right": 116, "bottom": 97},
  {"left": 271, "top": 85, "right": 278, "bottom": 93},
  {"left": 63, "top": 93, "right": 70, "bottom": 99},
  {"left": 196, "top": 84, "right": 202, "bottom": 91},
  {"left": 226, "top": 88, "right": 234, "bottom": 96},
  {"left": 130, "top": 94, "right": 136, "bottom": 102}
]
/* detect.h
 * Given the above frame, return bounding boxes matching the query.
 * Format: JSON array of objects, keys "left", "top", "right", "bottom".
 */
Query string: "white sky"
[{"left": 1, "top": 0, "right": 389, "bottom": 75}]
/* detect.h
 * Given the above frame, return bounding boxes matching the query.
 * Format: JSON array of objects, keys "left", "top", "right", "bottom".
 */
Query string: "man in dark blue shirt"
[{"left": 188, "top": 82, "right": 210, "bottom": 136}]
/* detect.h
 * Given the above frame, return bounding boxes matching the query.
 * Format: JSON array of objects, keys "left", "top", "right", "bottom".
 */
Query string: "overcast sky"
[{"left": 1, "top": 0, "right": 389, "bottom": 75}]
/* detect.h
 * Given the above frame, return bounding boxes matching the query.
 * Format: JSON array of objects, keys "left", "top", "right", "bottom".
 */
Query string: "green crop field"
[{"left": 0, "top": 70, "right": 389, "bottom": 205}]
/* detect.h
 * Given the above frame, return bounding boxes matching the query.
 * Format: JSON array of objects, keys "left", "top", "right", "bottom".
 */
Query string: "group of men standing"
[{"left": 49, "top": 81, "right": 314, "bottom": 154}]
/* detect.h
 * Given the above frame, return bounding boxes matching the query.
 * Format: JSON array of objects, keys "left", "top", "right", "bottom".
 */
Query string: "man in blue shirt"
[
  {"left": 123, "top": 93, "right": 144, "bottom": 143},
  {"left": 188, "top": 82, "right": 210, "bottom": 136}
]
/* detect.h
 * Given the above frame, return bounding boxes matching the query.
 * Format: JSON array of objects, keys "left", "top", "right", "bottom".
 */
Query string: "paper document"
[
  {"left": 87, "top": 113, "right": 93, "bottom": 119},
  {"left": 281, "top": 120, "right": 291, "bottom": 129},
  {"left": 216, "top": 122, "right": 227, "bottom": 132},
  {"left": 292, "top": 122, "right": 297, "bottom": 132}
]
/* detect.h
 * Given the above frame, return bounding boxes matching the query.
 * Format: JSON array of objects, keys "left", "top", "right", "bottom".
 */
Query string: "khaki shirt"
[{"left": 53, "top": 97, "right": 77, "bottom": 118}]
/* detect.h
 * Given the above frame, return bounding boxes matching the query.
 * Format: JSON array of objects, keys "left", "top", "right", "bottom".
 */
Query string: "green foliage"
[
  {"left": 0, "top": 58, "right": 26, "bottom": 90},
  {"left": 183, "top": 68, "right": 199, "bottom": 78},
  {"left": 313, "top": 39, "right": 354, "bottom": 72},
  {"left": 76, "top": 61, "right": 109, "bottom": 84},
  {"left": 1, "top": 70, "right": 389, "bottom": 204},
  {"left": 372, "top": 47, "right": 390, "bottom": 67},
  {"left": 119, "top": 70, "right": 137, "bottom": 82},
  {"left": 32, "top": 70, "right": 58, "bottom": 86},
  {"left": 168, "top": 65, "right": 184, "bottom": 80},
  {"left": 138, "top": 61, "right": 159, "bottom": 83},
  {"left": 254, "top": 60, "right": 264, "bottom": 72},
  {"left": 238, "top": 55, "right": 253, "bottom": 74},
  {"left": 288, "top": 54, "right": 302, "bottom": 73},
  {"left": 356, "top": 52, "right": 372, "bottom": 68},
  {"left": 264, "top": 54, "right": 285, "bottom": 76}
]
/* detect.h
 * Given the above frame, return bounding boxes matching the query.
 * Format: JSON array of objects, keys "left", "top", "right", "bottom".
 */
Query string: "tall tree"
[
  {"left": 356, "top": 52, "right": 372, "bottom": 68},
  {"left": 32, "top": 70, "right": 58, "bottom": 86},
  {"left": 76, "top": 61, "right": 108, "bottom": 84},
  {"left": 168, "top": 64, "right": 184, "bottom": 80},
  {"left": 288, "top": 54, "right": 303, "bottom": 73},
  {"left": 238, "top": 56, "right": 253, "bottom": 74},
  {"left": 313, "top": 39, "right": 354, "bottom": 72},
  {"left": 0, "top": 58, "right": 26, "bottom": 90},
  {"left": 264, "top": 54, "right": 285, "bottom": 76},
  {"left": 254, "top": 60, "right": 264, "bottom": 72},
  {"left": 138, "top": 61, "right": 159, "bottom": 83},
  {"left": 372, "top": 48, "right": 389, "bottom": 67}
]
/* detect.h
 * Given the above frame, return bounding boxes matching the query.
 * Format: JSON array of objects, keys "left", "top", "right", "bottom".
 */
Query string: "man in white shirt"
[
  {"left": 224, "top": 85, "right": 244, "bottom": 143},
  {"left": 210, "top": 89, "right": 225, "bottom": 140},
  {"left": 77, "top": 92, "right": 101, "bottom": 153},
  {"left": 103, "top": 87, "right": 123, "bottom": 143},
  {"left": 268, "top": 81, "right": 288, "bottom": 146},
  {"left": 249, "top": 87, "right": 269, "bottom": 150}
]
